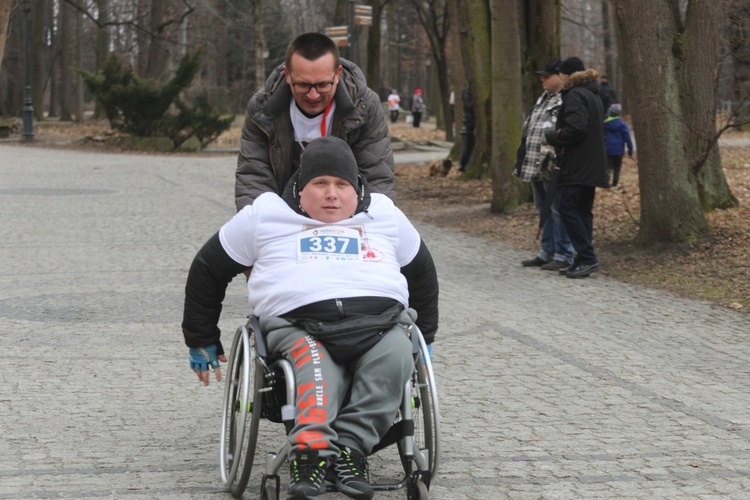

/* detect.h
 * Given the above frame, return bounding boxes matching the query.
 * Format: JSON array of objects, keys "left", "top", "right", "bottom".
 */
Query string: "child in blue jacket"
[{"left": 604, "top": 104, "right": 634, "bottom": 187}]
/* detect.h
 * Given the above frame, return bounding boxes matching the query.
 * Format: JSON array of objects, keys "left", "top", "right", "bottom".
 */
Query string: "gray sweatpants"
[{"left": 260, "top": 309, "right": 415, "bottom": 463}]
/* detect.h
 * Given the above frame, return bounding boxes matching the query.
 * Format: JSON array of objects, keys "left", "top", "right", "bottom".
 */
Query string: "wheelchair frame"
[{"left": 219, "top": 315, "right": 440, "bottom": 499}]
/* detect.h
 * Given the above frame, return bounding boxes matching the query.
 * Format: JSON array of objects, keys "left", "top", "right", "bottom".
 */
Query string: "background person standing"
[
  {"left": 411, "top": 89, "right": 424, "bottom": 128},
  {"left": 604, "top": 104, "right": 634, "bottom": 188},
  {"left": 545, "top": 57, "right": 609, "bottom": 279},
  {"left": 387, "top": 89, "right": 401, "bottom": 123},
  {"left": 598, "top": 75, "right": 617, "bottom": 117},
  {"left": 513, "top": 59, "right": 574, "bottom": 271}
]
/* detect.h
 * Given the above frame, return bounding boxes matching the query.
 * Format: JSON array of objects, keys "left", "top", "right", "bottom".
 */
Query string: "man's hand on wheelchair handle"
[{"left": 189, "top": 345, "right": 227, "bottom": 386}]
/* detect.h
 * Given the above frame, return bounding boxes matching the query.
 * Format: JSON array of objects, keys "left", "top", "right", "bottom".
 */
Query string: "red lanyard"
[{"left": 320, "top": 100, "right": 334, "bottom": 137}]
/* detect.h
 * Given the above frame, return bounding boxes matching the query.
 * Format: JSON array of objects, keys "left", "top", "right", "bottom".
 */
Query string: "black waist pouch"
[{"left": 294, "top": 303, "right": 404, "bottom": 363}]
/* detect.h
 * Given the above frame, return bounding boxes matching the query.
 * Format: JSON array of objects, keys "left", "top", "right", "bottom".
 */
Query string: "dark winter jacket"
[
  {"left": 235, "top": 58, "right": 395, "bottom": 210},
  {"left": 599, "top": 81, "right": 617, "bottom": 114},
  {"left": 604, "top": 117, "right": 633, "bottom": 157},
  {"left": 546, "top": 69, "right": 609, "bottom": 188}
]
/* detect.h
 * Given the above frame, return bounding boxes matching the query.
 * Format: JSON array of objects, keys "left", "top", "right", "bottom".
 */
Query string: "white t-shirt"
[
  {"left": 289, "top": 98, "right": 336, "bottom": 145},
  {"left": 387, "top": 93, "right": 401, "bottom": 111},
  {"left": 219, "top": 192, "right": 421, "bottom": 317}
]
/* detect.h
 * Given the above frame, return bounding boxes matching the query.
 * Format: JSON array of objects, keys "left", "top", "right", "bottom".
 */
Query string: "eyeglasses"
[{"left": 289, "top": 76, "right": 336, "bottom": 95}]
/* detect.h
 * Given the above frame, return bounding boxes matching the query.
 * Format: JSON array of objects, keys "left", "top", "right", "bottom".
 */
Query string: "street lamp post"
[{"left": 22, "top": 0, "right": 34, "bottom": 141}]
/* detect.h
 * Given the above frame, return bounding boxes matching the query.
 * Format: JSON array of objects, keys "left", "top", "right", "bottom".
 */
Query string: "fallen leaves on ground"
[{"left": 396, "top": 147, "right": 750, "bottom": 313}]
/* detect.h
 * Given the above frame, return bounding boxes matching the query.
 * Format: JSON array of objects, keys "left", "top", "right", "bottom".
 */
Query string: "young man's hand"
[{"left": 189, "top": 345, "right": 227, "bottom": 386}]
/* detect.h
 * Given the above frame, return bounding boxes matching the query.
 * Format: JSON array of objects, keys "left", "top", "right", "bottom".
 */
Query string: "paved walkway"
[{"left": 1, "top": 145, "right": 749, "bottom": 499}]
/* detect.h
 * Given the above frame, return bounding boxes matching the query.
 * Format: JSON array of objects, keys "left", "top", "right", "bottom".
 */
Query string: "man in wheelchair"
[{"left": 182, "top": 136, "right": 439, "bottom": 500}]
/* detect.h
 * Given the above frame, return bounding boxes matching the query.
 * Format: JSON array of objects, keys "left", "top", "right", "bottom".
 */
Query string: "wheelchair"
[{"left": 219, "top": 314, "right": 440, "bottom": 499}]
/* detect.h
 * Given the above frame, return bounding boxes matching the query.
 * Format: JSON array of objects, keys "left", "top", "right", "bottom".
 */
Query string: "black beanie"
[
  {"left": 558, "top": 57, "right": 585, "bottom": 75},
  {"left": 298, "top": 136, "right": 359, "bottom": 190}
]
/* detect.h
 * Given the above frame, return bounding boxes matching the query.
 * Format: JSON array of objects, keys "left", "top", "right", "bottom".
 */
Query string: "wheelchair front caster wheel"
[
  {"left": 407, "top": 476, "right": 429, "bottom": 500},
  {"left": 261, "top": 474, "right": 279, "bottom": 500}
]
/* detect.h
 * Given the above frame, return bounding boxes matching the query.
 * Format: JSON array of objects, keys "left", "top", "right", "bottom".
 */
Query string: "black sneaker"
[
  {"left": 288, "top": 451, "right": 328, "bottom": 499},
  {"left": 558, "top": 259, "right": 580, "bottom": 275},
  {"left": 566, "top": 261, "right": 600, "bottom": 279},
  {"left": 521, "top": 256, "right": 549, "bottom": 267},
  {"left": 333, "top": 447, "right": 373, "bottom": 500},
  {"left": 541, "top": 260, "right": 569, "bottom": 271}
]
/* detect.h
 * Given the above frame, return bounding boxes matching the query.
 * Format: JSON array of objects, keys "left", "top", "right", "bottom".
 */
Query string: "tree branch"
[
  {"left": 59, "top": 0, "right": 195, "bottom": 37},
  {"left": 690, "top": 94, "right": 750, "bottom": 175}
]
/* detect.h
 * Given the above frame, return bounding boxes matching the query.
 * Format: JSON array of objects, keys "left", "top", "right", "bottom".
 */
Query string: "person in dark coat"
[
  {"left": 458, "top": 85, "right": 475, "bottom": 172},
  {"left": 235, "top": 33, "right": 395, "bottom": 210},
  {"left": 598, "top": 75, "right": 617, "bottom": 115},
  {"left": 545, "top": 57, "right": 609, "bottom": 279}
]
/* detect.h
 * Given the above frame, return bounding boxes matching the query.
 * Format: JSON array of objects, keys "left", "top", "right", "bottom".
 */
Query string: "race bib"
[{"left": 298, "top": 226, "right": 363, "bottom": 262}]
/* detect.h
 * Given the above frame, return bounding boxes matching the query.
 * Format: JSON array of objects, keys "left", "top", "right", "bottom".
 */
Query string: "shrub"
[{"left": 81, "top": 50, "right": 233, "bottom": 150}]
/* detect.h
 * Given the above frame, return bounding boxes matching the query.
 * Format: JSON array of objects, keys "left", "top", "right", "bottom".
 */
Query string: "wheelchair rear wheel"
[
  {"left": 412, "top": 351, "right": 439, "bottom": 477},
  {"left": 219, "top": 325, "right": 263, "bottom": 498},
  {"left": 397, "top": 335, "right": 440, "bottom": 491}
]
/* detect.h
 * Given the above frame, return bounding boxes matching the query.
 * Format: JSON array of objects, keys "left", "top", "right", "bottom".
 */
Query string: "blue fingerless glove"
[
  {"left": 189, "top": 345, "right": 220, "bottom": 371},
  {"left": 421, "top": 344, "right": 433, "bottom": 365}
]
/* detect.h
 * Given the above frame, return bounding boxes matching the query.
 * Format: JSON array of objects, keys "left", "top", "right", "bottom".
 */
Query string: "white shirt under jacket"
[{"left": 218, "top": 192, "right": 421, "bottom": 317}]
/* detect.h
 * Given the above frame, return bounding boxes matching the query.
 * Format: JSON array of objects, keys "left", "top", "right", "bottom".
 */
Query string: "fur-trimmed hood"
[{"left": 564, "top": 68, "right": 600, "bottom": 90}]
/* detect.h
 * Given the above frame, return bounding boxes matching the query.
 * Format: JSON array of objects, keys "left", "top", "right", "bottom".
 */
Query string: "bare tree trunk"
[
  {"left": 253, "top": 0, "right": 267, "bottom": 90},
  {"left": 0, "top": 0, "right": 10, "bottom": 70},
  {"left": 31, "top": 0, "right": 46, "bottom": 121},
  {"left": 365, "top": 0, "right": 387, "bottom": 94},
  {"left": 726, "top": 0, "right": 750, "bottom": 115},
  {"left": 145, "top": 0, "right": 168, "bottom": 80},
  {"left": 385, "top": 3, "right": 402, "bottom": 93},
  {"left": 413, "top": 0, "right": 453, "bottom": 141},
  {"left": 459, "top": 0, "right": 492, "bottom": 178},
  {"left": 93, "top": 0, "right": 108, "bottom": 118},
  {"left": 447, "top": 0, "right": 465, "bottom": 144},
  {"left": 682, "top": 0, "right": 737, "bottom": 210},
  {"left": 614, "top": 0, "right": 710, "bottom": 244},
  {"left": 60, "top": 0, "right": 72, "bottom": 120},
  {"left": 136, "top": 0, "right": 150, "bottom": 76},
  {"left": 601, "top": 0, "right": 615, "bottom": 79},
  {"left": 489, "top": 0, "right": 524, "bottom": 212},
  {"left": 520, "top": 0, "right": 560, "bottom": 110},
  {"left": 74, "top": 0, "right": 83, "bottom": 122},
  {"left": 333, "top": 0, "right": 348, "bottom": 28},
  {"left": 47, "top": 4, "right": 57, "bottom": 118}
]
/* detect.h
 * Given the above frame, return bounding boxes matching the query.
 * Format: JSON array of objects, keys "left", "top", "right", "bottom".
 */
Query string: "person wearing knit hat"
[
  {"left": 544, "top": 55, "right": 608, "bottom": 278},
  {"left": 183, "top": 133, "right": 438, "bottom": 500},
  {"left": 557, "top": 56, "right": 585, "bottom": 76},
  {"left": 608, "top": 103, "right": 622, "bottom": 117},
  {"left": 411, "top": 88, "right": 425, "bottom": 128},
  {"left": 296, "top": 136, "right": 362, "bottom": 223},
  {"left": 604, "top": 104, "right": 633, "bottom": 188},
  {"left": 298, "top": 136, "right": 360, "bottom": 191}
]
